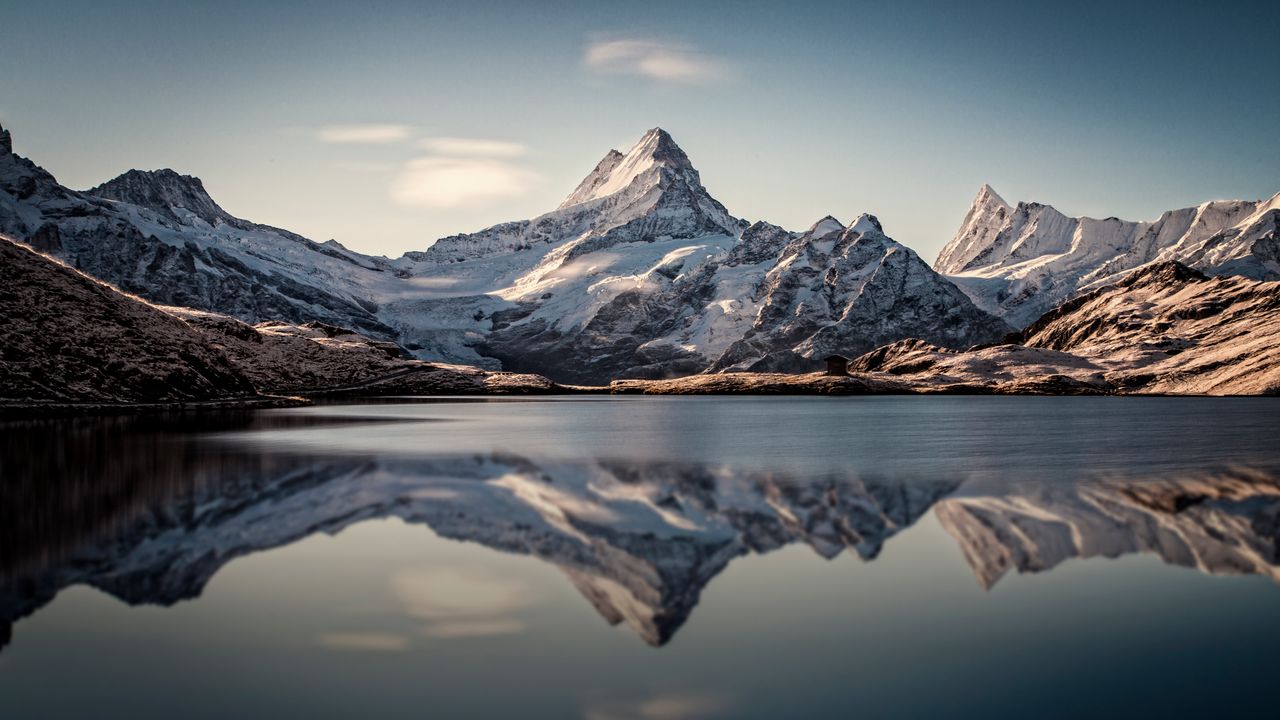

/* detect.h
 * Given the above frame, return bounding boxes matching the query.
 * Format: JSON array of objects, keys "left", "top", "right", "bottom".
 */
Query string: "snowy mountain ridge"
[
  {"left": 936, "top": 184, "right": 1280, "bottom": 327},
  {"left": 0, "top": 122, "right": 1029, "bottom": 382}
]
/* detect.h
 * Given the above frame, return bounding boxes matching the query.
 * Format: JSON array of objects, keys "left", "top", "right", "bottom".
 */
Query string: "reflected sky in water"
[{"left": 2, "top": 397, "right": 1279, "bottom": 718}]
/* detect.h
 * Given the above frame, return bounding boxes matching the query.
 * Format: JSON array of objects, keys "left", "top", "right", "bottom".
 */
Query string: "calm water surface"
[{"left": 2, "top": 396, "right": 1279, "bottom": 718}]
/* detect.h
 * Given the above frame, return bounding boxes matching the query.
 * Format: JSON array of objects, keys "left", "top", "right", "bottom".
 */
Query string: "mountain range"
[
  {"left": 2, "top": 124, "right": 1010, "bottom": 384},
  {"left": 937, "top": 183, "right": 1280, "bottom": 328},
  {"left": 3, "top": 121, "right": 1277, "bottom": 390}
]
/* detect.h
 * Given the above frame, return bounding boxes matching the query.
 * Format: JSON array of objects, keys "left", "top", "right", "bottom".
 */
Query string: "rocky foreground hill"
[{"left": 0, "top": 236, "right": 258, "bottom": 405}]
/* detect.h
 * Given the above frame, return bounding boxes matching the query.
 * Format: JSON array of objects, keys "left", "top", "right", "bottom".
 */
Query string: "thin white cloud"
[
  {"left": 418, "top": 137, "right": 527, "bottom": 158},
  {"left": 333, "top": 160, "right": 396, "bottom": 173},
  {"left": 316, "top": 124, "right": 413, "bottom": 144},
  {"left": 583, "top": 691, "right": 734, "bottom": 720},
  {"left": 316, "top": 632, "right": 410, "bottom": 652},
  {"left": 422, "top": 619, "right": 526, "bottom": 638},
  {"left": 584, "top": 38, "right": 732, "bottom": 84},
  {"left": 391, "top": 156, "right": 537, "bottom": 208},
  {"left": 392, "top": 136, "right": 536, "bottom": 209}
]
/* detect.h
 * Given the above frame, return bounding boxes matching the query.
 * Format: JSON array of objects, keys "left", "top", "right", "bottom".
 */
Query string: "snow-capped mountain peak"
[
  {"left": 847, "top": 213, "right": 884, "bottom": 235},
  {"left": 407, "top": 127, "right": 743, "bottom": 268},
  {"left": 807, "top": 215, "right": 845, "bottom": 237},
  {"left": 975, "top": 183, "right": 1009, "bottom": 209},
  {"left": 87, "top": 169, "right": 242, "bottom": 229},
  {"left": 558, "top": 127, "right": 702, "bottom": 209},
  {"left": 2, "top": 121, "right": 1011, "bottom": 385}
]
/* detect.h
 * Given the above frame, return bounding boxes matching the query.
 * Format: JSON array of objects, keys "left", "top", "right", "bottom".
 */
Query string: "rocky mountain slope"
[
  {"left": 1, "top": 123, "right": 1011, "bottom": 384},
  {"left": 0, "top": 235, "right": 258, "bottom": 404},
  {"left": 850, "top": 261, "right": 1280, "bottom": 395},
  {"left": 936, "top": 184, "right": 1280, "bottom": 327}
]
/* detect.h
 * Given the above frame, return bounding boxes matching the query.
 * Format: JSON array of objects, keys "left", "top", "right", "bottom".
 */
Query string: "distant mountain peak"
[
  {"left": 87, "top": 168, "right": 241, "bottom": 228},
  {"left": 0, "top": 122, "right": 11, "bottom": 155},
  {"left": 936, "top": 186, "right": 1280, "bottom": 328},
  {"left": 847, "top": 213, "right": 883, "bottom": 235},
  {"left": 806, "top": 215, "right": 844, "bottom": 237}
]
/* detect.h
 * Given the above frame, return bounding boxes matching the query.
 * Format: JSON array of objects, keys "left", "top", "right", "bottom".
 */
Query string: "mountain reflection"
[{"left": 3, "top": 415, "right": 1280, "bottom": 652}]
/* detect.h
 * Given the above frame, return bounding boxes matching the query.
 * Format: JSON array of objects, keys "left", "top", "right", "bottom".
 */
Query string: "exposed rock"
[{"left": 611, "top": 371, "right": 910, "bottom": 395}]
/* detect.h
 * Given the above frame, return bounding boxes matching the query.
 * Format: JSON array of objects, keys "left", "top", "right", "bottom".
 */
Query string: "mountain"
[
  {"left": 708, "top": 214, "right": 1012, "bottom": 372},
  {"left": 0, "top": 125, "right": 398, "bottom": 339},
  {"left": 402, "top": 128, "right": 743, "bottom": 265},
  {"left": 389, "top": 131, "right": 1009, "bottom": 382},
  {"left": 0, "top": 230, "right": 554, "bottom": 405},
  {"left": 935, "top": 185, "right": 1280, "bottom": 327},
  {"left": 0, "top": 122, "right": 1021, "bottom": 384},
  {"left": 852, "top": 261, "right": 1280, "bottom": 395},
  {"left": 167, "top": 307, "right": 558, "bottom": 395},
  {"left": 0, "top": 235, "right": 257, "bottom": 404}
]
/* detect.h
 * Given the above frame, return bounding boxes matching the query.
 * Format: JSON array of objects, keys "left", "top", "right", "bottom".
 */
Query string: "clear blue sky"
[{"left": 2, "top": 0, "right": 1276, "bottom": 260}]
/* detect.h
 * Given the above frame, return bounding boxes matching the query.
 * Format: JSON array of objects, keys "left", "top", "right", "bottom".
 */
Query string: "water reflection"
[{"left": 4, "top": 412, "right": 1280, "bottom": 653}]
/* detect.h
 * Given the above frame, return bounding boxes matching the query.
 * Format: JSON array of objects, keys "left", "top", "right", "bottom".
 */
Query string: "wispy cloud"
[
  {"left": 316, "top": 632, "right": 410, "bottom": 652},
  {"left": 583, "top": 691, "right": 734, "bottom": 720},
  {"left": 393, "top": 137, "right": 536, "bottom": 209},
  {"left": 392, "top": 156, "right": 537, "bottom": 208},
  {"left": 583, "top": 37, "right": 733, "bottom": 84},
  {"left": 316, "top": 123, "right": 413, "bottom": 144},
  {"left": 308, "top": 123, "right": 535, "bottom": 208},
  {"left": 417, "top": 137, "right": 527, "bottom": 158}
]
